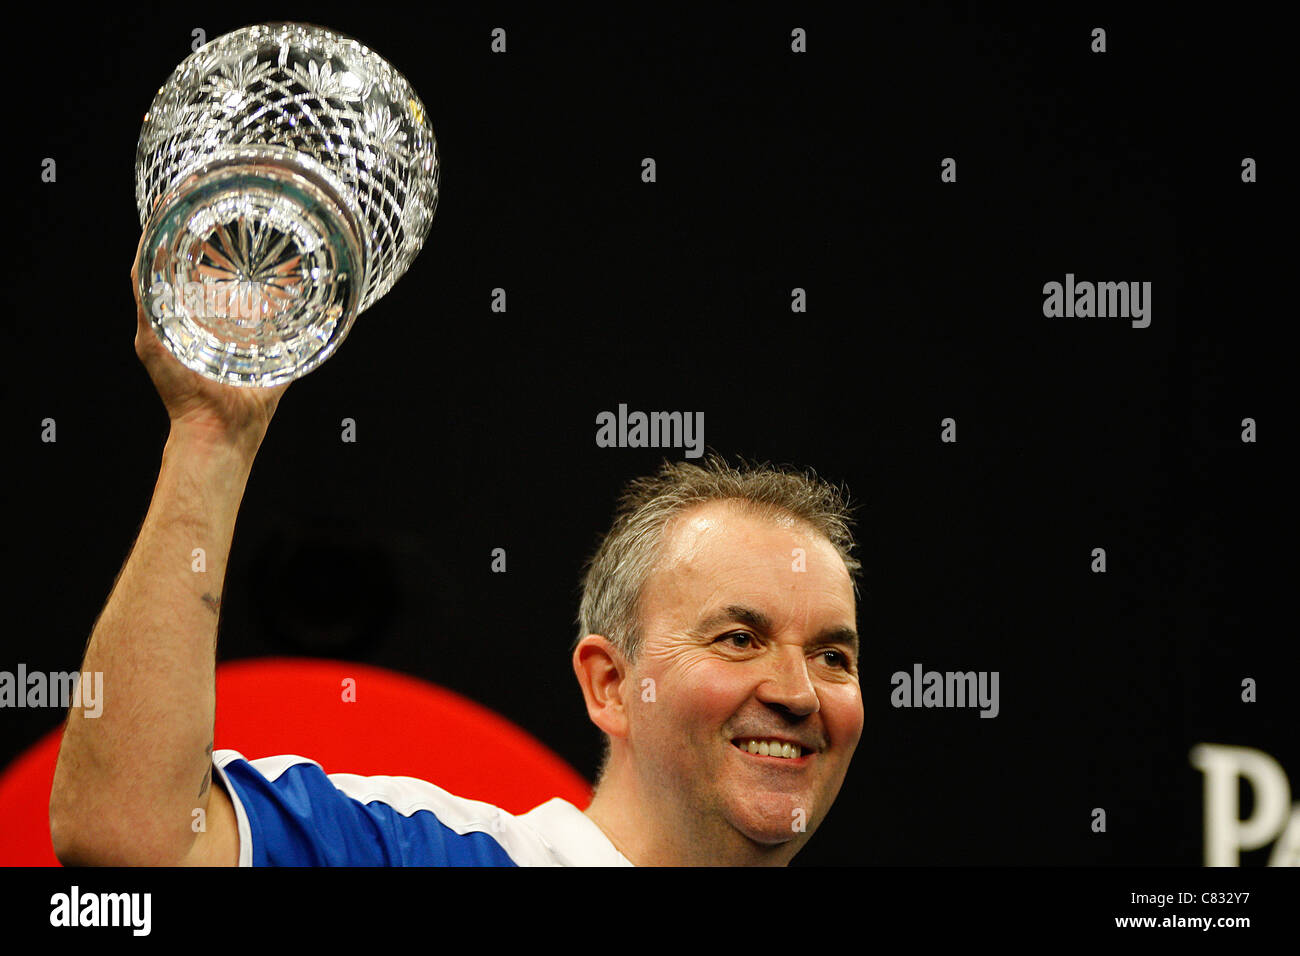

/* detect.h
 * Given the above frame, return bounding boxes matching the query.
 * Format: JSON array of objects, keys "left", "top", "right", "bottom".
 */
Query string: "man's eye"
[
  {"left": 717, "top": 632, "right": 754, "bottom": 649},
  {"left": 820, "top": 650, "right": 850, "bottom": 669}
]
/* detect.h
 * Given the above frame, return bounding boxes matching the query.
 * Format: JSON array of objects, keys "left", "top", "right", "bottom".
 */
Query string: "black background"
[{"left": 2, "top": 4, "right": 1289, "bottom": 866}]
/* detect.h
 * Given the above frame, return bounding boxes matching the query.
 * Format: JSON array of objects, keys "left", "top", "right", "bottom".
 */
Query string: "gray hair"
[{"left": 575, "top": 453, "right": 861, "bottom": 663}]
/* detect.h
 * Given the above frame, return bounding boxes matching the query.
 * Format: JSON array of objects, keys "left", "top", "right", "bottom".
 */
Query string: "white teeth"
[{"left": 736, "top": 739, "right": 803, "bottom": 759}]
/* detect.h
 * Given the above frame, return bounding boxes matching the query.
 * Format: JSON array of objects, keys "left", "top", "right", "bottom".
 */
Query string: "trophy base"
[{"left": 139, "top": 150, "right": 366, "bottom": 387}]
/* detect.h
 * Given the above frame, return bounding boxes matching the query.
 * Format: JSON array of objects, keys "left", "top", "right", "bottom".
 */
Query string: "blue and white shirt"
[{"left": 213, "top": 749, "right": 633, "bottom": 867}]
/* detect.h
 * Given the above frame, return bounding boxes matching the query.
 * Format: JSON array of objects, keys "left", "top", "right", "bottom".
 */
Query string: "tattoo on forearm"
[
  {"left": 199, "top": 742, "right": 213, "bottom": 798},
  {"left": 201, "top": 592, "right": 222, "bottom": 616}
]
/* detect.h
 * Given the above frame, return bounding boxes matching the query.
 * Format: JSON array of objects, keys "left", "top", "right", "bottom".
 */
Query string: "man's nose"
[{"left": 756, "top": 646, "right": 819, "bottom": 716}]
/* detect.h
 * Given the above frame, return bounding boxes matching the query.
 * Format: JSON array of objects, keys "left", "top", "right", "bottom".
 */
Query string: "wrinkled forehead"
[
  {"left": 648, "top": 499, "right": 855, "bottom": 610},
  {"left": 658, "top": 499, "right": 817, "bottom": 559}
]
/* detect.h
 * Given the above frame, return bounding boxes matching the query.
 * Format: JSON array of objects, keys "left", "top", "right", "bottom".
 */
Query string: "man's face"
[{"left": 627, "top": 500, "right": 862, "bottom": 854}]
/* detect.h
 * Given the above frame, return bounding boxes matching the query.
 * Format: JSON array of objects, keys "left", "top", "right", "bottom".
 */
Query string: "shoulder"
[{"left": 214, "top": 749, "right": 569, "bottom": 866}]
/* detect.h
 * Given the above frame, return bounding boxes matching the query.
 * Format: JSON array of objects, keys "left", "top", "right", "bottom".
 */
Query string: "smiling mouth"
[{"left": 731, "top": 738, "right": 812, "bottom": 760}]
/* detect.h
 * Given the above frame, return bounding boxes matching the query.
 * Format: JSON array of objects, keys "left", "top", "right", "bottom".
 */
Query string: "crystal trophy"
[{"left": 135, "top": 22, "right": 439, "bottom": 386}]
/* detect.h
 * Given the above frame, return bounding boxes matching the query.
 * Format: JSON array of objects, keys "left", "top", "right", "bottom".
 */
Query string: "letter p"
[{"left": 1190, "top": 743, "right": 1291, "bottom": 866}]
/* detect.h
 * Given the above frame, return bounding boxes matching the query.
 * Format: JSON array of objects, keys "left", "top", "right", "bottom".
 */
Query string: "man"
[
  {"left": 572, "top": 463, "right": 864, "bottom": 865},
  {"left": 47, "top": 244, "right": 863, "bottom": 866}
]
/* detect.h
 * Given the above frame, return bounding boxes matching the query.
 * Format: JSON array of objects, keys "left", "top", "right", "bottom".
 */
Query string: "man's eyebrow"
[
  {"left": 816, "top": 625, "right": 861, "bottom": 658},
  {"left": 692, "top": 604, "right": 773, "bottom": 637},
  {"left": 690, "top": 604, "right": 860, "bottom": 656}
]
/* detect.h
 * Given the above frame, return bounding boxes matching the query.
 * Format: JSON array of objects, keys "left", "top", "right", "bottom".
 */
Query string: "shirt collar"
[{"left": 517, "top": 799, "right": 634, "bottom": 866}]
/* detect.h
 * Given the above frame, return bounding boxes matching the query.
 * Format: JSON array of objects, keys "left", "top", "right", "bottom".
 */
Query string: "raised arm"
[{"left": 49, "top": 238, "right": 291, "bottom": 866}]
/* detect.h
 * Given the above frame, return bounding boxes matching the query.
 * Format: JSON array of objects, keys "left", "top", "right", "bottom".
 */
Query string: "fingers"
[
  {"left": 131, "top": 231, "right": 145, "bottom": 288},
  {"left": 133, "top": 243, "right": 160, "bottom": 366}
]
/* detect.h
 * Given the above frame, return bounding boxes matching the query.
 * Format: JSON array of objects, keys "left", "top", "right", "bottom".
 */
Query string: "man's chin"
[
  {"left": 733, "top": 823, "right": 799, "bottom": 847},
  {"left": 725, "top": 793, "right": 811, "bottom": 847}
]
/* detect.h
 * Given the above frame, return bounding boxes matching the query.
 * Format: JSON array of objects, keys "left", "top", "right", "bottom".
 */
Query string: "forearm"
[{"left": 50, "top": 428, "right": 257, "bottom": 864}]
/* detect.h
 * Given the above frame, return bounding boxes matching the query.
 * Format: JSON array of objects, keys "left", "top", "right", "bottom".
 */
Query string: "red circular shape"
[{"left": 0, "top": 658, "right": 591, "bottom": 866}]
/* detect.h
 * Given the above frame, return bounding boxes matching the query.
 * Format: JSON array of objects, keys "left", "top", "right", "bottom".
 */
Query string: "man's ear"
[{"left": 573, "top": 634, "right": 630, "bottom": 740}]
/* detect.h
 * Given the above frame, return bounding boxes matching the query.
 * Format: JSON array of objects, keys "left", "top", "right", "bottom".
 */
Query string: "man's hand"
[{"left": 132, "top": 232, "right": 291, "bottom": 451}]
